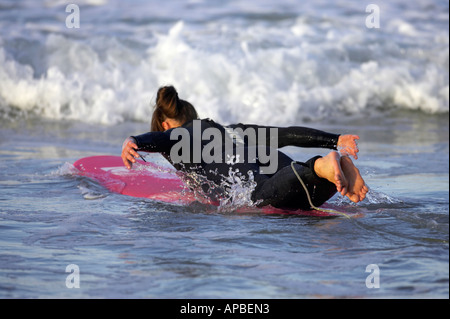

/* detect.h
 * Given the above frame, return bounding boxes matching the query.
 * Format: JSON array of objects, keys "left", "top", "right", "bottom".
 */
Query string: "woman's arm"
[
  {"left": 228, "top": 123, "right": 339, "bottom": 149},
  {"left": 121, "top": 131, "right": 177, "bottom": 169},
  {"left": 228, "top": 123, "right": 359, "bottom": 159}
]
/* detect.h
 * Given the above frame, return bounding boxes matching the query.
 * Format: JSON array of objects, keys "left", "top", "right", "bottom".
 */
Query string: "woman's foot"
[
  {"left": 340, "top": 156, "right": 369, "bottom": 203},
  {"left": 314, "top": 151, "right": 348, "bottom": 196},
  {"left": 314, "top": 151, "right": 368, "bottom": 203}
]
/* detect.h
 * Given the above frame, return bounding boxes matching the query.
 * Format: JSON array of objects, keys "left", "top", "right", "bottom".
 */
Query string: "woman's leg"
[
  {"left": 253, "top": 156, "right": 337, "bottom": 210},
  {"left": 252, "top": 151, "right": 368, "bottom": 210}
]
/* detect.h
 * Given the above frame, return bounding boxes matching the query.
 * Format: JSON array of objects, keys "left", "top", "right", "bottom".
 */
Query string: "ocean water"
[{"left": 0, "top": 0, "right": 448, "bottom": 299}]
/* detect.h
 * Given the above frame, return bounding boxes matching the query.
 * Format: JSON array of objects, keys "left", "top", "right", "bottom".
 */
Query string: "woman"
[{"left": 121, "top": 86, "right": 368, "bottom": 210}]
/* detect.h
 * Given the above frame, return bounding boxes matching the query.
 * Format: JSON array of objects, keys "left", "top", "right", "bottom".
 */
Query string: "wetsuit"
[{"left": 132, "top": 119, "right": 340, "bottom": 210}]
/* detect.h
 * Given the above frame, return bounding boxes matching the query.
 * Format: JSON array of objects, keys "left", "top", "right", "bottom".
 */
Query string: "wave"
[{"left": 0, "top": 3, "right": 448, "bottom": 125}]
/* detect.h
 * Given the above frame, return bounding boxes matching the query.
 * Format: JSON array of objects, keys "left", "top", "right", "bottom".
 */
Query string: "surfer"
[{"left": 121, "top": 86, "right": 368, "bottom": 209}]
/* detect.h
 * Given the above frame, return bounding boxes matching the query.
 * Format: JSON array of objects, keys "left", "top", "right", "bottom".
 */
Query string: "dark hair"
[{"left": 151, "top": 86, "right": 198, "bottom": 132}]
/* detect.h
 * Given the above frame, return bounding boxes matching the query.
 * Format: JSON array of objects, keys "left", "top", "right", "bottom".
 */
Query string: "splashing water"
[
  {"left": 332, "top": 186, "right": 402, "bottom": 207},
  {"left": 217, "top": 168, "right": 261, "bottom": 213},
  {"left": 364, "top": 189, "right": 403, "bottom": 205},
  {"left": 177, "top": 170, "right": 220, "bottom": 205},
  {"left": 173, "top": 166, "right": 261, "bottom": 212}
]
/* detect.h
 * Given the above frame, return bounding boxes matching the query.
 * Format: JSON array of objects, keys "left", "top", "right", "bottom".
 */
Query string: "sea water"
[{"left": 0, "top": 0, "right": 448, "bottom": 299}]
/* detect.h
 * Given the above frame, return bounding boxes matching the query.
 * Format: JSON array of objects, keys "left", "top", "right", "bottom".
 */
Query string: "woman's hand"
[
  {"left": 337, "top": 135, "right": 360, "bottom": 160},
  {"left": 121, "top": 137, "right": 139, "bottom": 169}
]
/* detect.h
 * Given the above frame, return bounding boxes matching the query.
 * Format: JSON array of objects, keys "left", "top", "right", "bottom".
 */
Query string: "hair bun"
[
  {"left": 151, "top": 85, "right": 198, "bottom": 132},
  {"left": 156, "top": 85, "right": 180, "bottom": 118}
]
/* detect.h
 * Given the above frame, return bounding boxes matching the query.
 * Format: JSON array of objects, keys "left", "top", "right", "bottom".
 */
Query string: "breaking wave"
[{"left": 0, "top": 0, "right": 448, "bottom": 125}]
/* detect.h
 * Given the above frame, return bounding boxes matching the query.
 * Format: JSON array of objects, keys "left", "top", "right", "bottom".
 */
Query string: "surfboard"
[{"left": 73, "top": 155, "right": 358, "bottom": 218}]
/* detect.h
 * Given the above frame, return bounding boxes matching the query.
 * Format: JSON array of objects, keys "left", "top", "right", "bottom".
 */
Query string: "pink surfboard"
[{"left": 73, "top": 155, "right": 358, "bottom": 218}]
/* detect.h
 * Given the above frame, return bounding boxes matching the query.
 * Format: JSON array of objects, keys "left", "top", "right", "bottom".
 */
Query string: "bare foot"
[
  {"left": 314, "top": 151, "right": 348, "bottom": 196},
  {"left": 340, "top": 156, "right": 369, "bottom": 203}
]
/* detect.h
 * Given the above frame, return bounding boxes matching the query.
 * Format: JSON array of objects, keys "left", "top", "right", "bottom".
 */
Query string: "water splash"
[
  {"left": 364, "top": 189, "right": 403, "bottom": 205},
  {"left": 332, "top": 186, "right": 402, "bottom": 207},
  {"left": 52, "top": 161, "right": 79, "bottom": 176},
  {"left": 175, "top": 166, "right": 261, "bottom": 212},
  {"left": 177, "top": 170, "right": 219, "bottom": 205},
  {"left": 217, "top": 168, "right": 261, "bottom": 213}
]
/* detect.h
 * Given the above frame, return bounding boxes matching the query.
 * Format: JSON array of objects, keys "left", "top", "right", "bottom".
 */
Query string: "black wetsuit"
[{"left": 132, "top": 119, "right": 340, "bottom": 210}]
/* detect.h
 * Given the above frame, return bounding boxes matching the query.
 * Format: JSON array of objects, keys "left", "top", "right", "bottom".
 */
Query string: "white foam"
[
  {"left": 0, "top": 1, "right": 448, "bottom": 125},
  {"left": 52, "top": 162, "right": 79, "bottom": 176}
]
